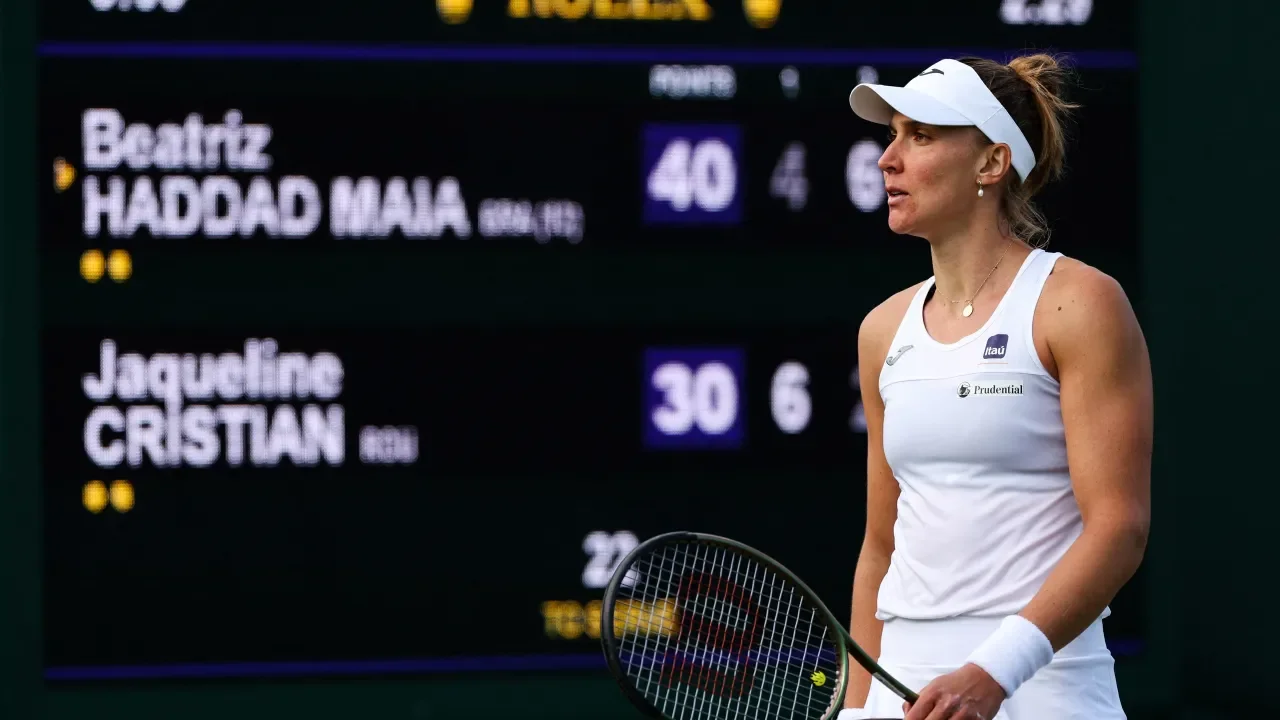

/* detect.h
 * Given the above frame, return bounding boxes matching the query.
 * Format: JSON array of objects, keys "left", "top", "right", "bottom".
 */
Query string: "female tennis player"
[{"left": 838, "top": 55, "right": 1152, "bottom": 720}]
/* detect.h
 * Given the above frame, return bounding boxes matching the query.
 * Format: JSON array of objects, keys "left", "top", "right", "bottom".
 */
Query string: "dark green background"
[{"left": 4, "top": 0, "right": 1273, "bottom": 717}]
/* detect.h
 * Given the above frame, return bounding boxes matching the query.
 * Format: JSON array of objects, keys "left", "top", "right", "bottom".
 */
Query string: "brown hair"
[{"left": 959, "top": 53, "right": 1078, "bottom": 247}]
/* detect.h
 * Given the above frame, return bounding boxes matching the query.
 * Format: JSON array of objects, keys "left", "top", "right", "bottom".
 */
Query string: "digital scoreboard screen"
[{"left": 37, "top": 0, "right": 1142, "bottom": 681}]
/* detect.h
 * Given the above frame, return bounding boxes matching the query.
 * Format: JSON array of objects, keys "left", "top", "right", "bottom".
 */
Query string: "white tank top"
[{"left": 875, "top": 249, "right": 1104, "bottom": 621}]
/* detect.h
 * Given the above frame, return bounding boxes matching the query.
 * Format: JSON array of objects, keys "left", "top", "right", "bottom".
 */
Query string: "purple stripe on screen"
[
  {"left": 44, "top": 653, "right": 605, "bottom": 680},
  {"left": 37, "top": 42, "right": 1137, "bottom": 69},
  {"left": 45, "top": 639, "right": 1142, "bottom": 681}
]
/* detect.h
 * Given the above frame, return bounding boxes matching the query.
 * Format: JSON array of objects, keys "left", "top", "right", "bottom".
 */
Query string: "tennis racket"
[{"left": 600, "top": 531, "right": 917, "bottom": 720}]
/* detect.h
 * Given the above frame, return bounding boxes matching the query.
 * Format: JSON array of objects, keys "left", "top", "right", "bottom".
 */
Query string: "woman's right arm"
[{"left": 844, "top": 300, "right": 905, "bottom": 709}]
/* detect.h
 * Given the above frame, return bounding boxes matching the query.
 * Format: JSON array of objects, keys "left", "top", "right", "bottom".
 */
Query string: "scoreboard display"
[{"left": 37, "top": 0, "right": 1142, "bottom": 681}]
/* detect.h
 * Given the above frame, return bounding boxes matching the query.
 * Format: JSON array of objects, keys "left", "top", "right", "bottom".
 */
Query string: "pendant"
[{"left": 962, "top": 303, "right": 974, "bottom": 317}]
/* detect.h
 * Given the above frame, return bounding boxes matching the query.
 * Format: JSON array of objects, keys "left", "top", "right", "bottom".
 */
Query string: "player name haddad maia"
[
  {"left": 79, "top": 338, "right": 420, "bottom": 470},
  {"left": 76, "top": 109, "right": 585, "bottom": 244}
]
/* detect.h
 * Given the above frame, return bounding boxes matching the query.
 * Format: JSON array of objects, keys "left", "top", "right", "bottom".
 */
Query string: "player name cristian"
[{"left": 81, "top": 338, "right": 347, "bottom": 469}]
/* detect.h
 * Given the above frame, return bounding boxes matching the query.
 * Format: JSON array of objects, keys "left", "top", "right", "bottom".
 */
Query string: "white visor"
[{"left": 849, "top": 59, "right": 1036, "bottom": 182}]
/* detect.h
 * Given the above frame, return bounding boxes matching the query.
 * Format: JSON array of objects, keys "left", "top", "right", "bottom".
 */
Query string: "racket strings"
[
  {"left": 613, "top": 541, "right": 843, "bottom": 720},
  {"left": 628, "top": 545, "right": 836, "bottom": 719}
]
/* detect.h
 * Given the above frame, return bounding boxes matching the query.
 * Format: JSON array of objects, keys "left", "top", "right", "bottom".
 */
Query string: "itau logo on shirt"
[{"left": 982, "top": 333, "right": 1009, "bottom": 361}]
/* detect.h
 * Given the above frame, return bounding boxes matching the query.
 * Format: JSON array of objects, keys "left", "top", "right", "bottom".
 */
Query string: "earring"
[{"left": 977, "top": 180, "right": 984, "bottom": 198}]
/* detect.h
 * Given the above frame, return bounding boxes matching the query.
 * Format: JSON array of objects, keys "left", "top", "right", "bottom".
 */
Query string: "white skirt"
[{"left": 857, "top": 616, "right": 1127, "bottom": 720}]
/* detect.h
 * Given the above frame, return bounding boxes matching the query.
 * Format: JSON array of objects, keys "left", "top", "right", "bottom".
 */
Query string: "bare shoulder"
[
  {"left": 859, "top": 281, "right": 926, "bottom": 362},
  {"left": 1039, "top": 257, "right": 1137, "bottom": 325},
  {"left": 1037, "top": 256, "right": 1145, "bottom": 367}
]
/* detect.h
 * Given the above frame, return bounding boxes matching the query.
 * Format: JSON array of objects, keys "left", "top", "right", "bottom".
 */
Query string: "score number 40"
[
  {"left": 647, "top": 137, "right": 738, "bottom": 214},
  {"left": 643, "top": 125, "right": 743, "bottom": 224}
]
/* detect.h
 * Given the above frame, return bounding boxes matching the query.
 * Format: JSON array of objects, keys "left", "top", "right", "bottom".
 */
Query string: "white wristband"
[
  {"left": 835, "top": 709, "right": 875, "bottom": 720},
  {"left": 964, "top": 615, "right": 1054, "bottom": 698}
]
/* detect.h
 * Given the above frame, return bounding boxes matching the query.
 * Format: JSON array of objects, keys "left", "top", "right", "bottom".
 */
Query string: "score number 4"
[{"left": 582, "top": 530, "right": 639, "bottom": 589}]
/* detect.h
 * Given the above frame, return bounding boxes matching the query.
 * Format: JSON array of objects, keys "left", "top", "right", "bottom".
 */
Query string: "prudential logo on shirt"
[{"left": 957, "top": 381, "right": 1024, "bottom": 398}]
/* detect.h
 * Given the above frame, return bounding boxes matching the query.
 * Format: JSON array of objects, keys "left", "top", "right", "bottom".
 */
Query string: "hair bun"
[
  {"left": 957, "top": 53, "right": 1081, "bottom": 247},
  {"left": 1007, "top": 53, "right": 1070, "bottom": 99},
  {"left": 1004, "top": 53, "right": 1078, "bottom": 194}
]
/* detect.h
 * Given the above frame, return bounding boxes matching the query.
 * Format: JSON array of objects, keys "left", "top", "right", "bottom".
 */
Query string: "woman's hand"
[{"left": 902, "top": 663, "right": 1005, "bottom": 720}]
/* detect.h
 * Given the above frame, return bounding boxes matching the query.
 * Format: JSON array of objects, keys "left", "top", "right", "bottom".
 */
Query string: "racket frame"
[{"left": 600, "top": 530, "right": 918, "bottom": 720}]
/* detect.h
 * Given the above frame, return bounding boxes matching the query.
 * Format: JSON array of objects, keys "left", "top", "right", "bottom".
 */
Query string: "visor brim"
[{"left": 849, "top": 84, "right": 973, "bottom": 127}]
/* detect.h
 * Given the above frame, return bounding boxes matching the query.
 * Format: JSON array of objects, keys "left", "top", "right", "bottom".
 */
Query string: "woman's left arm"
[{"left": 1020, "top": 262, "right": 1153, "bottom": 650}]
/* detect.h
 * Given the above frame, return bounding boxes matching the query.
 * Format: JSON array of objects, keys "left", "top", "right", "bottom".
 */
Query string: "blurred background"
[{"left": 0, "top": 0, "right": 1271, "bottom": 718}]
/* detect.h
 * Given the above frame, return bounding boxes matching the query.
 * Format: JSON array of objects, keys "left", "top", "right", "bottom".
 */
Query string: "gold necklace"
[{"left": 938, "top": 240, "right": 1012, "bottom": 318}]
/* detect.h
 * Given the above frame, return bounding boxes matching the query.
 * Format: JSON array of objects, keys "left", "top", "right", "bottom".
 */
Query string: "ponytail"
[{"left": 961, "top": 53, "right": 1079, "bottom": 247}]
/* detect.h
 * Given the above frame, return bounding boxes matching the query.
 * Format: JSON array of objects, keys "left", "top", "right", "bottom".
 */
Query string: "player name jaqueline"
[
  {"left": 83, "top": 338, "right": 343, "bottom": 403},
  {"left": 82, "top": 338, "right": 346, "bottom": 469}
]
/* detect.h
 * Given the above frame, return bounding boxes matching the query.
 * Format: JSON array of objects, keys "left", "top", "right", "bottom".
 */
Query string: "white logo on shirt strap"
[{"left": 886, "top": 345, "right": 914, "bottom": 366}]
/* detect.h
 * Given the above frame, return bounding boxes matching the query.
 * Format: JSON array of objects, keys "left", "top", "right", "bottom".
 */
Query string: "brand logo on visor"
[{"left": 917, "top": 68, "right": 944, "bottom": 77}]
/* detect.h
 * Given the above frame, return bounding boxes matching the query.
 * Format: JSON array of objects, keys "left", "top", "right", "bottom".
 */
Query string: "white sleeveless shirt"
[{"left": 875, "top": 249, "right": 1102, "bottom": 622}]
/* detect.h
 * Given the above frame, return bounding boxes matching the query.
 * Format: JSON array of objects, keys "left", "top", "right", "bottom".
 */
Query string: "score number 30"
[
  {"left": 651, "top": 361, "right": 739, "bottom": 436},
  {"left": 644, "top": 350, "right": 746, "bottom": 449}
]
